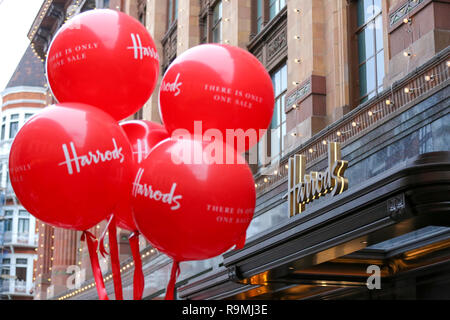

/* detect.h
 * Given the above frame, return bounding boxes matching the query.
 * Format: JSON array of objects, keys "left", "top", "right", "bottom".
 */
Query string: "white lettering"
[
  {"left": 132, "top": 168, "right": 182, "bottom": 211},
  {"left": 161, "top": 73, "right": 183, "bottom": 97},
  {"left": 127, "top": 33, "right": 159, "bottom": 61},
  {"left": 59, "top": 138, "right": 124, "bottom": 175}
]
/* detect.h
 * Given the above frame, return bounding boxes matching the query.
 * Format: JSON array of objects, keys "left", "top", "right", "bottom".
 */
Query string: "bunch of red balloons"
[{"left": 9, "top": 9, "right": 275, "bottom": 299}]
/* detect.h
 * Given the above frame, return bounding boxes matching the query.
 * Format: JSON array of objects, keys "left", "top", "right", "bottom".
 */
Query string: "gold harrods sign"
[{"left": 287, "top": 142, "right": 349, "bottom": 217}]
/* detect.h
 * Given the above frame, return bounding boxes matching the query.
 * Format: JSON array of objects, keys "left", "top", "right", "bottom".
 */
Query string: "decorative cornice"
[
  {"left": 2, "top": 99, "right": 47, "bottom": 108},
  {"left": 1, "top": 86, "right": 47, "bottom": 97}
]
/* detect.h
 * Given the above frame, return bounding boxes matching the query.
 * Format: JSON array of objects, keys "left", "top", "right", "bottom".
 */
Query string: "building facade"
[
  {"left": 26, "top": 0, "right": 450, "bottom": 300},
  {"left": 0, "top": 46, "right": 49, "bottom": 300}
]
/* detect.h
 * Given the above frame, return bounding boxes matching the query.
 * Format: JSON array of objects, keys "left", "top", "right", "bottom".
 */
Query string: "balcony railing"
[
  {"left": 0, "top": 278, "right": 32, "bottom": 296},
  {"left": 0, "top": 232, "right": 38, "bottom": 247},
  {"left": 254, "top": 47, "right": 450, "bottom": 195}
]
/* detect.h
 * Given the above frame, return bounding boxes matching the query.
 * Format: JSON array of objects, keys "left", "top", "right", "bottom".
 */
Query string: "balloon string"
[
  {"left": 165, "top": 260, "right": 180, "bottom": 300},
  {"left": 108, "top": 215, "right": 123, "bottom": 300},
  {"left": 81, "top": 231, "right": 109, "bottom": 300},
  {"left": 98, "top": 215, "right": 114, "bottom": 258},
  {"left": 129, "top": 232, "right": 144, "bottom": 300}
]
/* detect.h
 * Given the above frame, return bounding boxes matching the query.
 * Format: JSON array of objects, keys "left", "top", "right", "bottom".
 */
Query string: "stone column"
[
  {"left": 285, "top": 0, "right": 327, "bottom": 153},
  {"left": 222, "top": 0, "right": 252, "bottom": 49},
  {"left": 177, "top": 0, "right": 201, "bottom": 55},
  {"left": 143, "top": 0, "right": 169, "bottom": 123}
]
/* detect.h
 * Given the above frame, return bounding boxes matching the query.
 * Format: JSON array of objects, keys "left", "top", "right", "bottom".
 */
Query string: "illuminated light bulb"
[
  {"left": 403, "top": 51, "right": 411, "bottom": 57},
  {"left": 285, "top": 164, "right": 289, "bottom": 169},
  {"left": 294, "top": 35, "right": 301, "bottom": 40},
  {"left": 352, "top": 121, "right": 358, "bottom": 127},
  {"left": 292, "top": 81, "right": 300, "bottom": 86},
  {"left": 322, "top": 140, "right": 327, "bottom": 145},
  {"left": 368, "top": 111, "right": 374, "bottom": 117},
  {"left": 385, "top": 99, "right": 394, "bottom": 105},
  {"left": 308, "top": 148, "right": 315, "bottom": 154},
  {"left": 293, "top": 8, "right": 301, "bottom": 13},
  {"left": 403, "top": 18, "right": 411, "bottom": 24},
  {"left": 336, "top": 131, "right": 342, "bottom": 137},
  {"left": 291, "top": 132, "right": 297, "bottom": 137},
  {"left": 264, "top": 178, "right": 268, "bottom": 183},
  {"left": 294, "top": 58, "right": 301, "bottom": 64},
  {"left": 404, "top": 87, "right": 411, "bottom": 94},
  {"left": 424, "top": 75, "right": 434, "bottom": 82},
  {"left": 447, "top": 60, "right": 450, "bottom": 67}
]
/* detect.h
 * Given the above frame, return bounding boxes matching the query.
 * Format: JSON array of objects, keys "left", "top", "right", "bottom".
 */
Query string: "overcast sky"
[{"left": 0, "top": 0, "right": 45, "bottom": 95}]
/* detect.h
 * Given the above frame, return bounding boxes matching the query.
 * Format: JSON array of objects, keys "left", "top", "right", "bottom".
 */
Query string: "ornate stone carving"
[
  {"left": 389, "top": 0, "right": 425, "bottom": 26},
  {"left": 387, "top": 193, "right": 406, "bottom": 221},
  {"left": 286, "top": 80, "right": 312, "bottom": 111},
  {"left": 267, "top": 29, "right": 287, "bottom": 62}
]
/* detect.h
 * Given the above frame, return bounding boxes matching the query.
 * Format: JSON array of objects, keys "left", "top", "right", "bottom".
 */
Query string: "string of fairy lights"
[
  {"left": 57, "top": 246, "right": 159, "bottom": 300},
  {"left": 29, "top": 0, "right": 85, "bottom": 63},
  {"left": 26, "top": 0, "right": 450, "bottom": 298},
  {"left": 255, "top": 13, "right": 450, "bottom": 191}
]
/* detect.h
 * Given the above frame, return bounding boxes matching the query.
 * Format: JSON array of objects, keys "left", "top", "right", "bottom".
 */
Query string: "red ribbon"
[
  {"left": 129, "top": 232, "right": 144, "bottom": 300},
  {"left": 108, "top": 215, "right": 123, "bottom": 300},
  {"left": 165, "top": 260, "right": 180, "bottom": 300},
  {"left": 81, "top": 231, "right": 109, "bottom": 300}
]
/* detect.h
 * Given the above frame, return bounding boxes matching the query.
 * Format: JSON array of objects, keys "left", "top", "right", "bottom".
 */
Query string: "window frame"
[
  {"left": 167, "top": 0, "right": 178, "bottom": 30},
  {"left": 251, "top": 0, "right": 287, "bottom": 36},
  {"left": 199, "top": 0, "right": 223, "bottom": 44},
  {"left": 211, "top": 1, "right": 223, "bottom": 43},
  {"left": 355, "top": 0, "right": 384, "bottom": 103},
  {"left": 257, "top": 62, "right": 288, "bottom": 167},
  {"left": 9, "top": 114, "right": 19, "bottom": 140}
]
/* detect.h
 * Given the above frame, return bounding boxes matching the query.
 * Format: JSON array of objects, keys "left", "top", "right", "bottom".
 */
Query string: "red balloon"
[
  {"left": 9, "top": 103, "right": 133, "bottom": 231},
  {"left": 115, "top": 120, "right": 169, "bottom": 231},
  {"left": 46, "top": 9, "right": 159, "bottom": 121},
  {"left": 131, "top": 138, "right": 255, "bottom": 261},
  {"left": 158, "top": 44, "right": 274, "bottom": 152}
]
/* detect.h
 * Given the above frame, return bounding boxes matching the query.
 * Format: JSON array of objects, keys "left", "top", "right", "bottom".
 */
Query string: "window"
[
  {"left": 356, "top": 0, "right": 384, "bottom": 103},
  {"left": 212, "top": 1, "right": 222, "bottom": 43},
  {"left": 95, "top": 0, "right": 109, "bottom": 8},
  {"left": 256, "top": 0, "right": 263, "bottom": 33},
  {"left": 18, "top": 218, "right": 29, "bottom": 234},
  {"left": 15, "top": 267, "right": 27, "bottom": 282},
  {"left": 2, "top": 258, "right": 10, "bottom": 265},
  {"left": 9, "top": 114, "right": 19, "bottom": 139},
  {"left": 252, "top": 0, "right": 286, "bottom": 35},
  {"left": 137, "top": 0, "right": 146, "bottom": 26},
  {"left": 4, "top": 210, "right": 12, "bottom": 216},
  {"left": 269, "top": 0, "right": 286, "bottom": 20},
  {"left": 200, "top": 15, "right": 208, "bottom": 44},
  {"left": 167, "top": 0, "right": 178, "bottom": 28},
  {"left": 24, "top": 113, "right": 34, "bottom": 122},
  {"left": 1, "top": 123, "right": 5, "bottom": 140},
  {"left": 16, "top": 258, "right": 27, "bottom": 265},
  {"left": 257, "top": 64, "right": 287, "bottom": 166},
  {"left": 3, "top": 218, "right": 12, "bottom": 232},
  {"left": 269, "top": 64, "right": 287, "bottom": 162},
  {"left": 199, "top": 1, "right": 222, "bottom": 44},
  {"left": 18, "top": 210, "right": 29, "bottom": 216}
]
